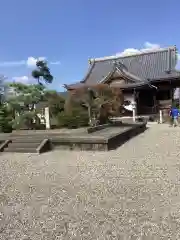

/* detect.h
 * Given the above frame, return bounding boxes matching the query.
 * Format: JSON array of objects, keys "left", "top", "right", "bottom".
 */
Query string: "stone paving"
[{"left": 0, "top": 124, "right": 180, "bottom": 239}]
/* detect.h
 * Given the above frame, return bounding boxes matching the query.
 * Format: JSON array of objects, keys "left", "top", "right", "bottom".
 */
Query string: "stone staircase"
[{"left": 2, "top": 136, "right": 52, "bottom": 153}]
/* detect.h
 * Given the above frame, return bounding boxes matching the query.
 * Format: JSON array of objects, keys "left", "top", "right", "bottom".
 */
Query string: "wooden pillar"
[
  {"left": 159, "top": 109, "right": 163, "bottom": 124},
  {"left": 153, "top": 93, "right": 157, "bottom": 113},
  {"left": 132, "top": 107, "right": 136, "bottom": 122},
  {"left": 132, "top": 89, "right": 137, "bottom": 122},
  {"left": 171, "top": 88, "right": 174, "bottom": 105},
  {"left": 135, "top": 91, "right": 139, "bottom": 115}
]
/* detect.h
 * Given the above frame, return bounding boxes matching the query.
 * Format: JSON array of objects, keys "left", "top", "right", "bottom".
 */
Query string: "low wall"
[
  {"left": 53, "top": 122, "right": 147, "bottom": 151},
  {"left": 1, "top": 122, "right": 147, "bottom": 152},
  {"left": 108, "top": 123, "right": 146, "bottom": 150}
]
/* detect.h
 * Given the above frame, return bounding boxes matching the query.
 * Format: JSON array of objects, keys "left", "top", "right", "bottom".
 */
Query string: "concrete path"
[{"left": 0, "top": 124, "right": 180, "bottom": 239}]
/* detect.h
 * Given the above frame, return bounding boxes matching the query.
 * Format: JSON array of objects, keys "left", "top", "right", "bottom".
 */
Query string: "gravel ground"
[{"left": 0, "top": 124, "right": 180, "bottom": 239}]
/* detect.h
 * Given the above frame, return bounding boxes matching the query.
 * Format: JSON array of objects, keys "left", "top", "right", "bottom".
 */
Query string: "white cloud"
[
  {"left": 26, "top": 56, "right": 46, "bottom": 67},
  {"left": 0, "top": 60, "right": 26, "bottom": 67},
  {"left": 144, "top": 41, "right": 160, "bottom": 49},
  {"left": 12, "top": 76, "right": 32, "bottom": 84},
  {"left": 0, "top": 57, "right": 60, "bottom": 68},
  {"left": 26, "top": 57, "right": 37, "bottom": 67},
  {"left": 51, "top": 61, "right": 61, "bottom": 65},
  {"left": 116, "top": 41, "right": 161, "bottom": 56},
  {"left": 26, "top": 57, "right": 61, "bottom": 67},
  {"left": 116, "top": 41, "right": 180, "bottom": 70},
  {"left": 117, "top": 48, "right": 140, "bottom": 56}
]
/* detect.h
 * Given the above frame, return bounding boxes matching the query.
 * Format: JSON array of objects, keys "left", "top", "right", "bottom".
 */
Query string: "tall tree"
[
  {"left": 65, "top": 84, "right": 124, "bottom": 125},
  {"left": 32, "top": 60, "right": 53, "bottom": 85},
  {"left": 0, "top": 104, "right": 13, "bottom": 132},
  {"left": 7, "top": 83, "right": 46, "bottom": 129},
  {"left": 0, "top": 75, "right": 7, "bottom": 103},
  {"left": 44, "top": 90, "right": 65, "bottom": 116},
  {"left": 64, "top": 86, "right": 95, "bottom": 123}
]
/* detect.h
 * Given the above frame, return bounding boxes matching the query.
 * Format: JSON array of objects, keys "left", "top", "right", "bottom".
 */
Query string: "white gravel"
[{"left": 0, "top": 124, "right": 180, "bottom": 239}]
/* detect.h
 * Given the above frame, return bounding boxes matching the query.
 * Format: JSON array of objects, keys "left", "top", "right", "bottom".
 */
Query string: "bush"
[
  {"left": 0, "top": 105, "right": 13, "bottom": 133},
  {"left": 57, "top": 108, "right": 89, "bottom": 129},
  {"left": 12, "top": 112, "right": 42, "bottom": 130}
]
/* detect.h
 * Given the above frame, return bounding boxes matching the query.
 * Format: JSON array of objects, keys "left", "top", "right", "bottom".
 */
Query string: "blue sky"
[{"left": 0, "top": 0, "right": 180, "bottom": 91}]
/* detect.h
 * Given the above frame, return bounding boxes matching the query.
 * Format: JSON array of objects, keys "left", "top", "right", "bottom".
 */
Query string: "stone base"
[
  {"left": 53, "top": 122, "right": 147, "bottom": 151},
  {"left": 1, "top": 122, "right": 147, "bottom": 152}
]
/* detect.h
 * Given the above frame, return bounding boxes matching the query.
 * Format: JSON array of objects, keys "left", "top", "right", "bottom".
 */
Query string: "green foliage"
[
  {"left": 7, "top": 83, "right": 46, "bottom": 130},
  {"left": 8, "top": 82, "right": 45, "bottom": 103},
  {"left": 32, "top": 60, "right": 53, "bottom": 85},
  {"left": 44, "top": 90, "right": 65, "bottom": 116},
  {"left": 57, "top": 107, "right": 89, "bottom": 129},
  {"left": 12, "top": 111, "right": 40, "bottom": 130},
  {"left": 65, "top": 84, "right": 124, "bottom": 126},
  {"left": 5, "top": 82, "right": 68, "bottom": 130},
  {"left": 0, "top": 105, "right": 13, "bottom": 133},
  {"left": 0, "top": 75, "right": 7, "bottom": 103}
]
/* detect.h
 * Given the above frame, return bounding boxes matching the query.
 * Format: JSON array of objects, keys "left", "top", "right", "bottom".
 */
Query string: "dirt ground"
[{"left": 0, "top": 124, "right": 180, "bottom": 239}]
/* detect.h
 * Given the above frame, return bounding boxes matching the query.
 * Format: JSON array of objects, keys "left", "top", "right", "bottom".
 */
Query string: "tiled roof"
[
  {"left": 65, "top": 46, "right": 180, "bottom": 90},
  {"left": 81, "top": 61, "right": 114, "bottom": 85},
  {"left": 82, "top": 46, "right": 179, "bottom": 84}
]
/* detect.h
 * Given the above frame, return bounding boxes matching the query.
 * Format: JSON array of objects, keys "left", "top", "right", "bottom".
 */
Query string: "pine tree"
[{"left": 32, "top": 60, "right": 53, "bottom": 85}]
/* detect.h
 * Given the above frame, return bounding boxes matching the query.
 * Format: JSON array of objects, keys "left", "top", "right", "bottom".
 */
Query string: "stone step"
[
  {"left": 10, "top": 133, "right": 62, "bottom": 138},
  {"left": 10, "top": 135, "right": 46, "bottom": 138},
  {"left": 12, "top": 138, "right": 45, "bottom": 143},
  {"left": 3, "top": 138, "right": 52, "bottom": 154},
  {"left": 3, "top": 147, "right": 38, "bottom": 153},
  {"left": 8, "top": 142, "right": 41, "bottom": 148}
]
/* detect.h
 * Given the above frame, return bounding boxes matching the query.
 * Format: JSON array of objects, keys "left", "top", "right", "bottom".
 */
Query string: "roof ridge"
[{"left": 89, "top": 46, "right": 177, "bottom": 63}]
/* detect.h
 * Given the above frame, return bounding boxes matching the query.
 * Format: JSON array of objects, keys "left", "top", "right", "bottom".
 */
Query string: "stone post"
[
  {"left": 159, "top": 109, "right": 163, "bottom": 124},
  {"left": 44, "top": 107, "right": 50, "bottom": 129},
  {"left": 132, "top": 100, "right": 136, "bottom": 122}
]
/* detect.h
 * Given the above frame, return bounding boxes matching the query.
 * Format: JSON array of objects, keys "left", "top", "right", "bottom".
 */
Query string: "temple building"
[{"left": 64, "top": 46, "right": 180, "bottom": 116}]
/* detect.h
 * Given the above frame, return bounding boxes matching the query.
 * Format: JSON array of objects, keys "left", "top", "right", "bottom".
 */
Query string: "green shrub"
[
  {"left": 0, "top": 105, "right": 13, "bottom": 133},
  {"left": 57, "top": 108, "right": 89, "bottom": 129},
  {"left": 12, "top": 112, "right": 42, "bottom": 130}
]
